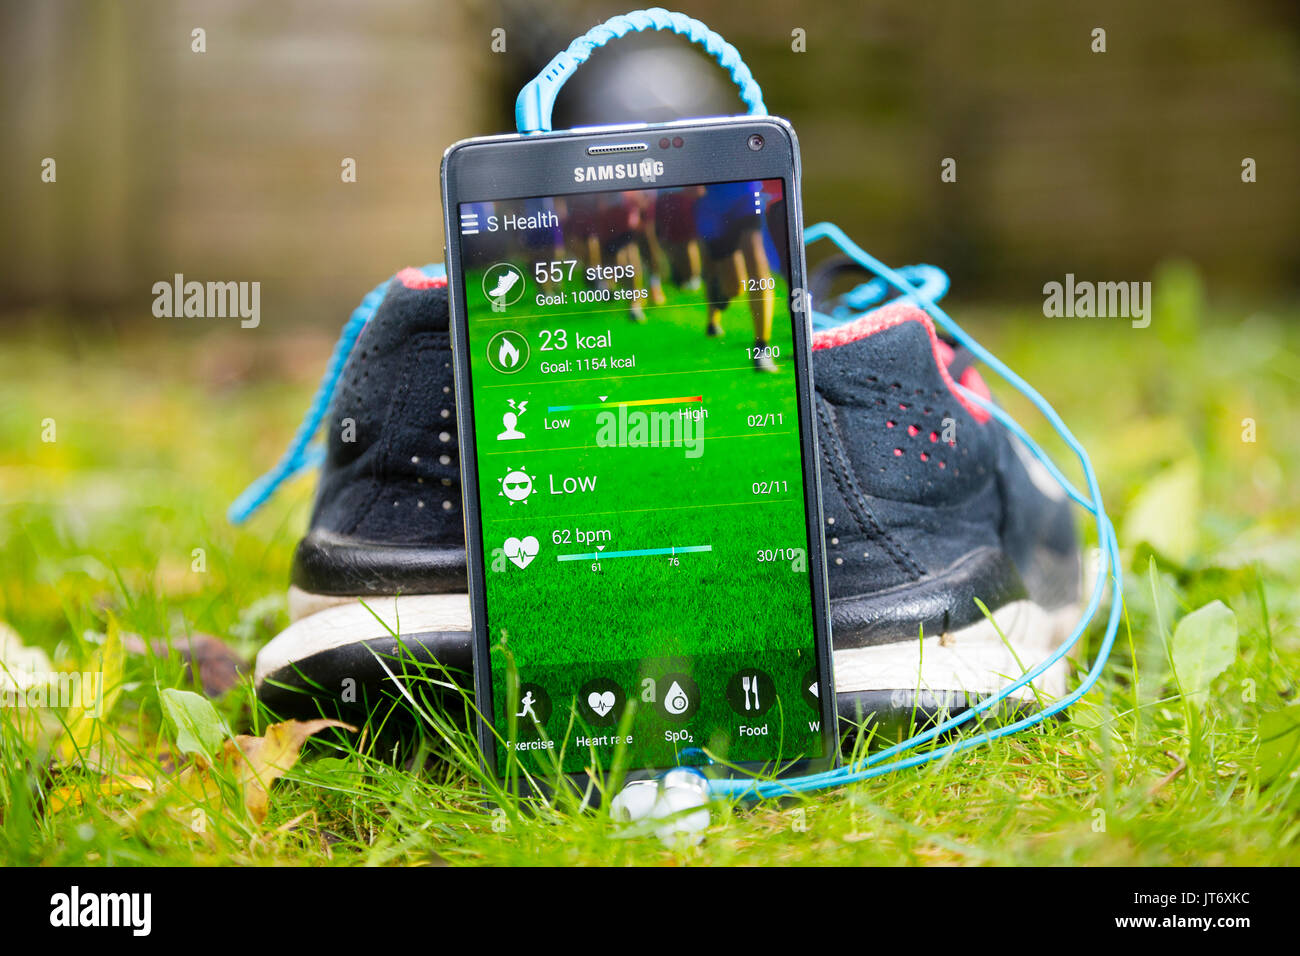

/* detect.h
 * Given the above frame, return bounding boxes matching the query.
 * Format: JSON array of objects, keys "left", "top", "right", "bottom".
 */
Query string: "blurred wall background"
[{"left": 2, "top": 0, "right": 1297, "bottom": 326}]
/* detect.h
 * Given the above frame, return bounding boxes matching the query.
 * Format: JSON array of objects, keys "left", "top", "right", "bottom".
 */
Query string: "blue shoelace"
[{"left": 226, "top": 262, "right": 445, "bottom": 524}]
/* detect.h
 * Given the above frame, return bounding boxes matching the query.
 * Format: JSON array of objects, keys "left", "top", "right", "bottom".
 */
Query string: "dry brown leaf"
[
  {"left": 171, "top": 718, "right": 356, "bottom": 824},
  {"left": 233, "top": 718, "right": 356, "bottom": 823}
]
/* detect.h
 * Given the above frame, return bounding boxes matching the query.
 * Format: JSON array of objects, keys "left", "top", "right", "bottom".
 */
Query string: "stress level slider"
[{"left": 547, "top": 395, "right": 703, "bottom": 413}]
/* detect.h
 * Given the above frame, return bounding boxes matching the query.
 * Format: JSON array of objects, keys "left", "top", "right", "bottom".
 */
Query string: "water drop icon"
[{"left": 664, "top": 680, "right": 690, "bottom": 716}]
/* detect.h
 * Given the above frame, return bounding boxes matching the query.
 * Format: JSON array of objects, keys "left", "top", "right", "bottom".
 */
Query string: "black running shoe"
[
  {"left": 811, "top": 300, "right": 1081, "bottom": 727},
  {"left": 246, "top": 272, "right": 1080, "bottom": 733}
]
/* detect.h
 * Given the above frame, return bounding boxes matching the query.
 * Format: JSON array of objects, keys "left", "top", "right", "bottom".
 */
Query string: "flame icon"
[
  {"left": 498, "top": 337, "right": 519, "bottom": 368},
  {"left": 487, "top": 330, "right": 528, "bottom": 374}
]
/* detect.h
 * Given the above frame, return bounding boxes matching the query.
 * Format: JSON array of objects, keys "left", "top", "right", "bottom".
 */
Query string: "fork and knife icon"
[
  {"left": 741, "top": 674, "right": 760, "bottom": 711},
  {"left": 728, "top": 669, "right": 772, "bottom": 716}
]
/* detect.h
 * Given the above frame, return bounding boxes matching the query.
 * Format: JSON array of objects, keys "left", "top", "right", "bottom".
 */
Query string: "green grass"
[{"left": 2, "top": 264, "right": 1299, "bottom": 866}]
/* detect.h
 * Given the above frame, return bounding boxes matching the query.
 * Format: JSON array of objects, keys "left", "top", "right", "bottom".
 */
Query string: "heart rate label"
[{"left": 503, "top": 535, "right": 539, "bottom": 569}]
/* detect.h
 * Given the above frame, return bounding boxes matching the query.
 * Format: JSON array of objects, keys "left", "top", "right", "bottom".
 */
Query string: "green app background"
[{"left": 460, "top": 183, "right": 824, "bottom": 773}]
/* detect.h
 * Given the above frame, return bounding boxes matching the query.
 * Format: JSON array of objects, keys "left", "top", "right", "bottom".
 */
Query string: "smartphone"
[{"left": 441, "top": 116, "right": 836, "bottom": 788}]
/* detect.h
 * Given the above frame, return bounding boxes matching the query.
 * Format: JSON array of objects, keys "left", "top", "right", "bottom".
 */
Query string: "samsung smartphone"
[{"left": 442, "top": 116, "right": 835, "bottom": 787}]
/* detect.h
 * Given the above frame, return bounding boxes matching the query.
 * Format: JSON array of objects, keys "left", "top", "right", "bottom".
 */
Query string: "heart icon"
[
  {"left": 503, "top": 535, "right": 539, "bottom": 570},
  {"left": 587, "top": 691, "right": 616, "bottom": 717}
]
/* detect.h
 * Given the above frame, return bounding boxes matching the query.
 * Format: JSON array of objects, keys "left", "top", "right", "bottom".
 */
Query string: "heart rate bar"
[
  {"left": 547, "top": 396, "right": 702, "bottom": 413},
  {"left": 556, "top": 544, "right": 713, "bottom": 562}
]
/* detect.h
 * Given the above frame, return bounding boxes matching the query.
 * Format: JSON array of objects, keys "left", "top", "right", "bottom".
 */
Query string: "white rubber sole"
[
  {"left": 287, "top": 585, "right": 363, "bottom": 622},
  {"left": 255, "top": 592, "right": 472, "bottom": 688},
  {"left": 831, "top": 599, "right": 1080, "bottom": 704}
]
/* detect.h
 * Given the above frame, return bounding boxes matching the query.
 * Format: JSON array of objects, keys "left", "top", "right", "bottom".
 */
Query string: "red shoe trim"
[
  {"left": 812, "top": 302, "right": 990, "bottom": 423},
  {"left": 395, "top": 267, "right": 448, "bottom": 290}
]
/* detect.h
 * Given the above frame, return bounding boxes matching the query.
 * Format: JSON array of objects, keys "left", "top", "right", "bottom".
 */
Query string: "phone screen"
[{"left": 455, "top": 178, "right": 826, "bottom": 775}]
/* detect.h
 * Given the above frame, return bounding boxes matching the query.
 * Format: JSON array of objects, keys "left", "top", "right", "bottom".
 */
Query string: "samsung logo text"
[{"left": 574, "top": 160, "right": 663, "bottom": 184}]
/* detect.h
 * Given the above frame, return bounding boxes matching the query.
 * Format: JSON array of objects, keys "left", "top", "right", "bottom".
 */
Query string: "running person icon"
[
  {"left": 516, "top": 690, "right": 537, "bottom": 719},
  {"left": 511, "top": 683, "right": 551, "bottom": 733}
]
